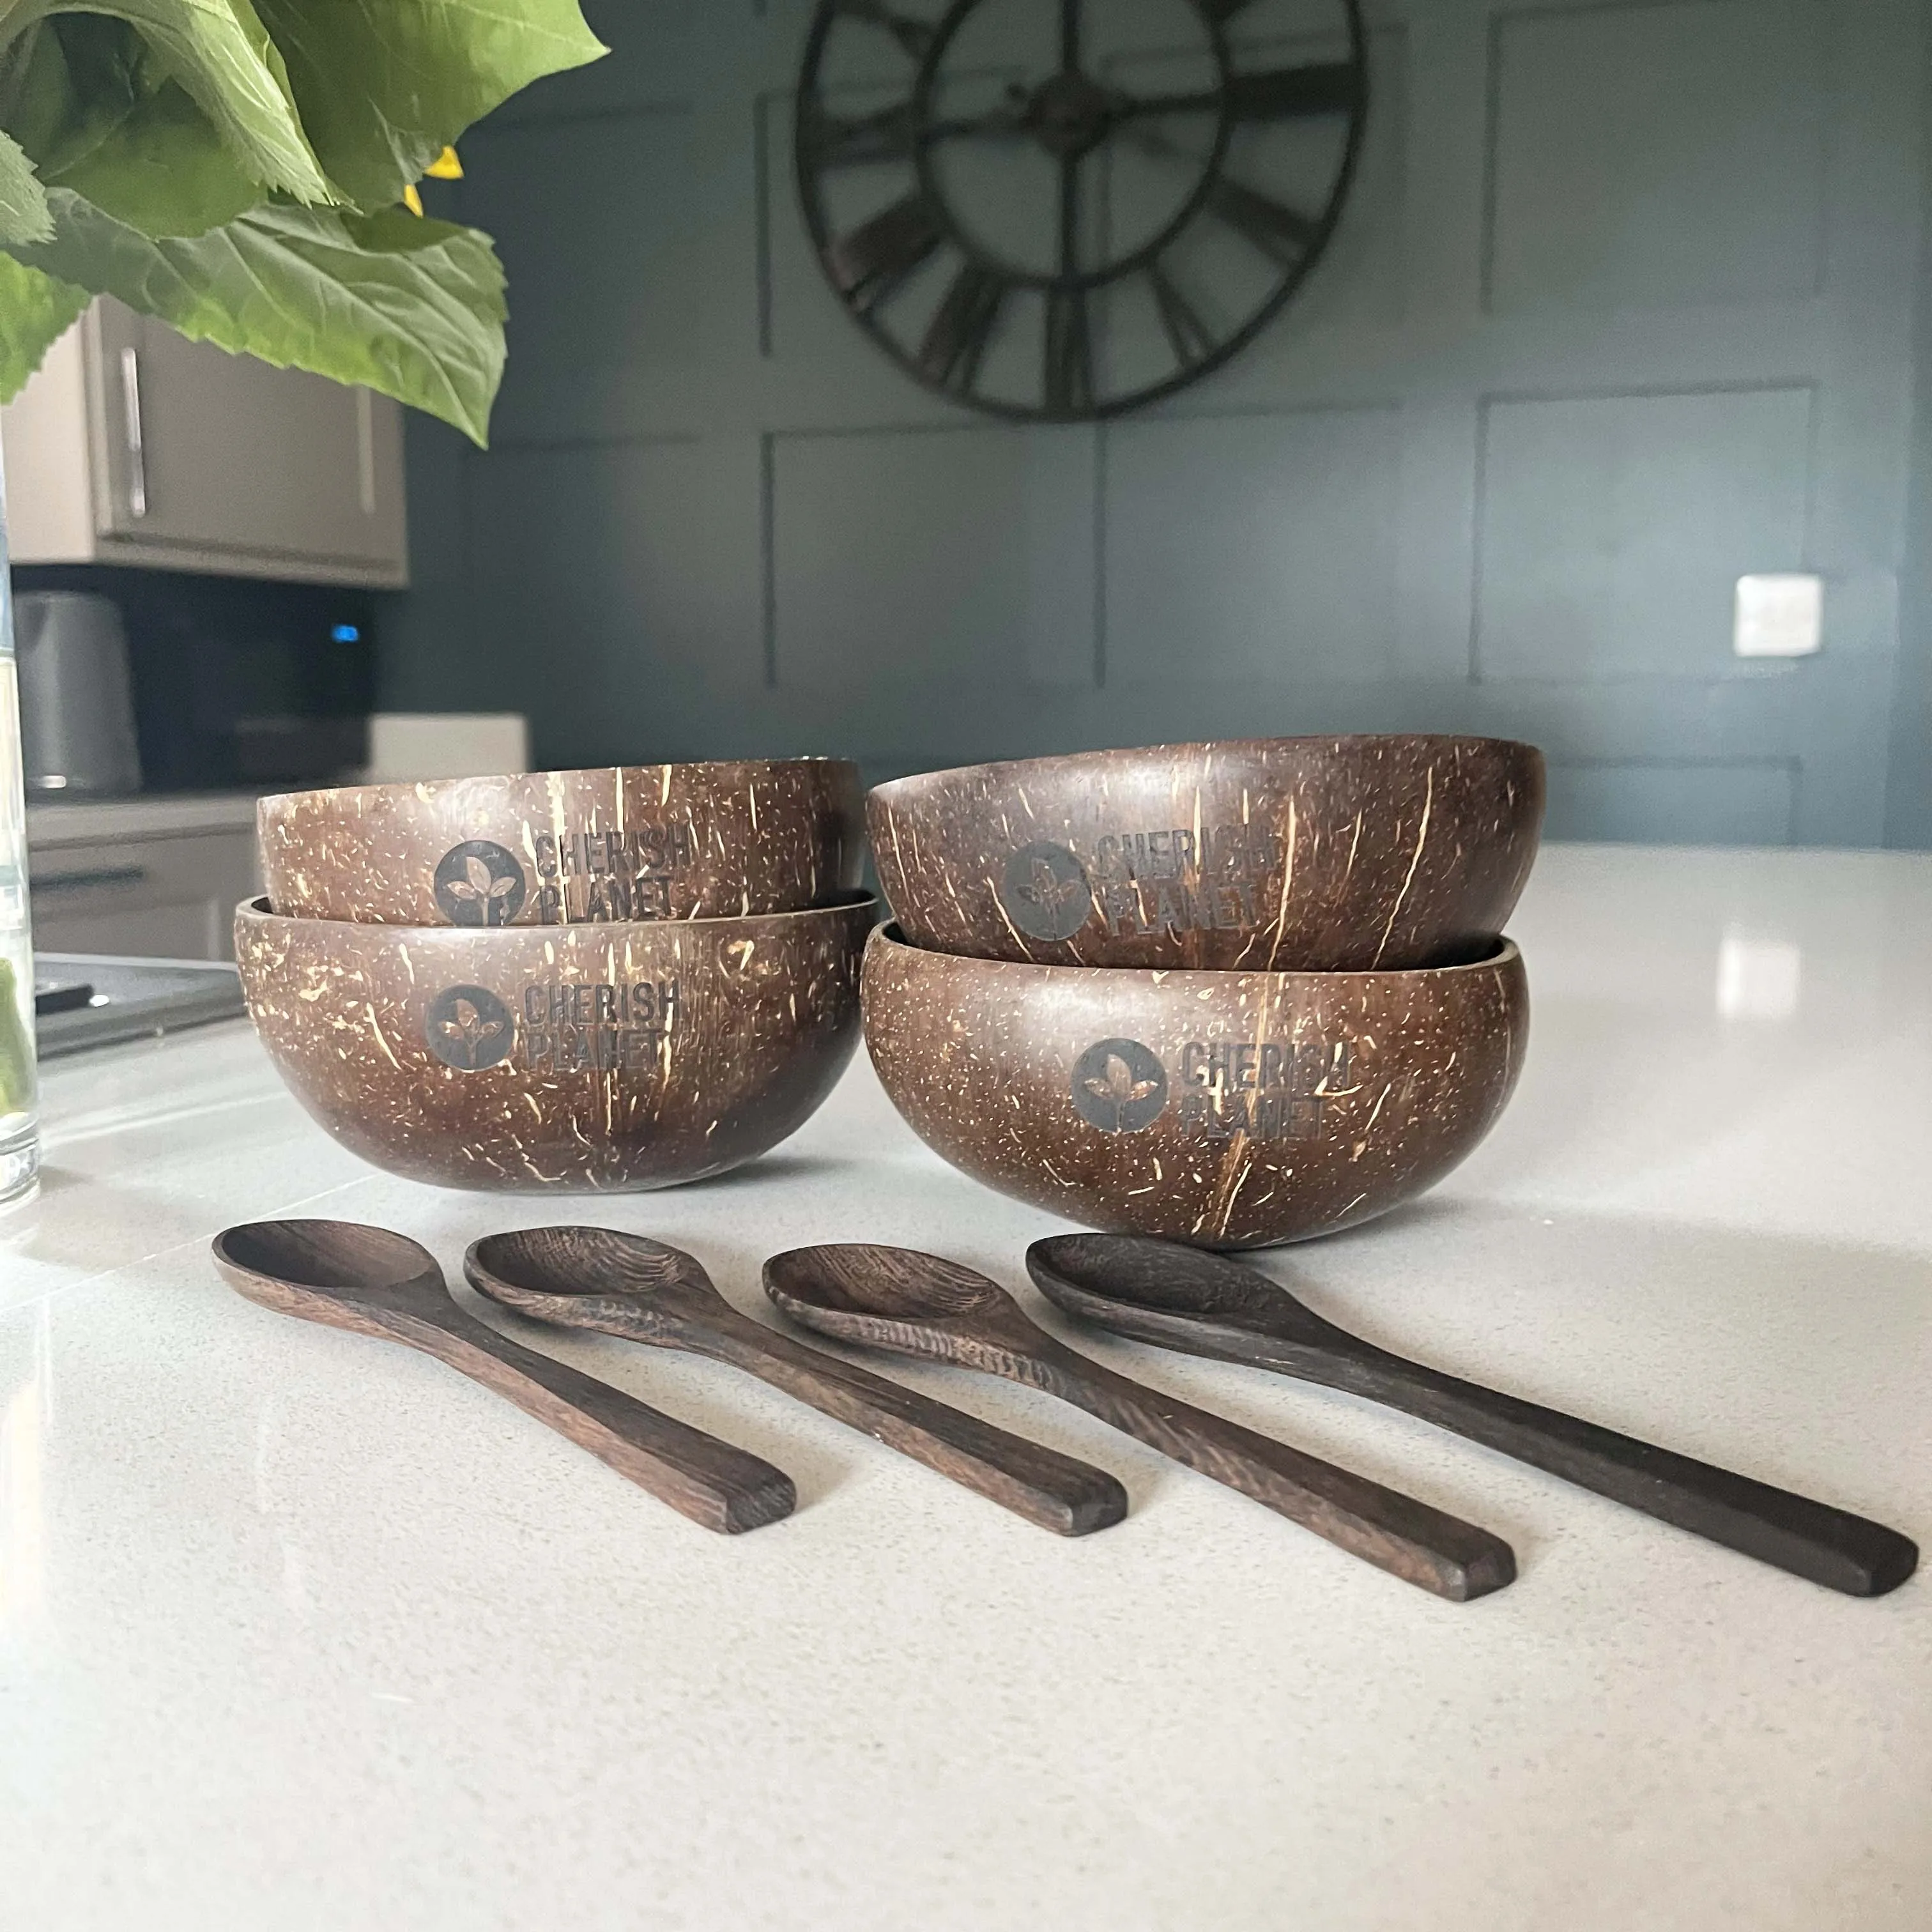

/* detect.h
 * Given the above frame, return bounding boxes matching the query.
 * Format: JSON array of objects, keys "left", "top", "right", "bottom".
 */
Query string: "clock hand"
[
  {"left": 1112, "top": 63, "right": 1362, "bottom": 123},
  {"left": 1110, "top": 89, "right": 1218, "bottom": 118},
  {"left": 1114, "top": 120, "right": 1205, "bottom": 167},
  {"left": 924, "top": 102, "right": 1032, "bottom": 142}
]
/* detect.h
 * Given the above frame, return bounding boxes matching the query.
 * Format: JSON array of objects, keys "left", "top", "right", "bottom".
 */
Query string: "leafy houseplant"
[
  {"left": 0, "top": 0, "right": 606, "bottom": 441},
  {"left": 0, "top": 0, "right": 604, "bottom": 1202}
]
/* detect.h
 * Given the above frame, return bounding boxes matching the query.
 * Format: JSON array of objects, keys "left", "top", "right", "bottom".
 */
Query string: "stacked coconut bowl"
[
  {"left": 864, "top": 736, "right": 1545, "bottom": 1250},
  {"left": 238, "top": 761, "right": 871, "bottom": 1191}
]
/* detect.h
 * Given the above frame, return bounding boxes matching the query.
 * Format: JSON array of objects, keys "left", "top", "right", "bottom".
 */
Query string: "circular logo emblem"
[
  {"left": 998, "top": 841, "right": 1095, "bottom": 942},
  {"left": 433, "top": 840, "right": 526, "bottom": 926},
  {"left": 1070, "top": 1037, "right": 1168, "bottom": 1134},
  {"left": 424, "top": 985, "right": 516, "bottom": 1071}
]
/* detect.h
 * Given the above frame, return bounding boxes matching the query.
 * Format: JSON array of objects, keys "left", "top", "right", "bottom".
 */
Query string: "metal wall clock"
[{"left": 796, "top": 0, "right": 1368, "bottom": 422}]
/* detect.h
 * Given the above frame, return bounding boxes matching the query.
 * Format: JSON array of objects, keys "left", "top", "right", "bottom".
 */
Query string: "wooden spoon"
[
  {"left": 762, "top": 1243, "right": 1517, "bottom": 1602},
  {"left": 1027, "top": 1234, "right": 1919, "bottom": 1598},
  {"left": 212, "top": 1220, "right": 795, "bottom": 1535},
  {"left": 464, "top": 1227, "right": 1127, "bottom": 1536}
]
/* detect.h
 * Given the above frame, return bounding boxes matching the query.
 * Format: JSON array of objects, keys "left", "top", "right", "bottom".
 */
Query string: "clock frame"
[{"left": 795, "top": 0, "right": 1370, "bottom": 422}]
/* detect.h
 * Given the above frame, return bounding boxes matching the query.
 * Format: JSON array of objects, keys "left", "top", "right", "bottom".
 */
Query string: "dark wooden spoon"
[
  {"left": 1027, "top": 1234, "right": 1919, "bottom": 1598},
  {"left": 464, "top": 1227, "right": 1126, "bottom": 1535},
  {"left": 763, "top": 1243, "right": 1516, "bottom": 1602},
  {"left": 212, "top": 1220, "right": 795, "bottom": 1535}
]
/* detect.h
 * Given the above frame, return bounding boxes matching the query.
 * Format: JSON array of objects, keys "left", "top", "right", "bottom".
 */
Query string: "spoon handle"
[
  {"left": 693, "top": 1311, "right": 1128, "bottom": 1536},
  {"left": 380, "top": 1303, "right": 797, "bottom": 1535},
  {"left": 1317, "top": 1346, "right": 1917, "bottom": 1597},
  {"left": 1016, "top": 1333, "right": 1515, "bottom": 1601}
]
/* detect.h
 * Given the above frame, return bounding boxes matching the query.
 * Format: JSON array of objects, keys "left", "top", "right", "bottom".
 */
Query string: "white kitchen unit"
[
  {"left": 0, "top": 302, "right": 407, "bottom": 588},
  {"left": 2, "top": 845, "right": 1928, "bottom": 1932},
  {"left": 26, "top": 793, "right": 260, "bottom": 962}
]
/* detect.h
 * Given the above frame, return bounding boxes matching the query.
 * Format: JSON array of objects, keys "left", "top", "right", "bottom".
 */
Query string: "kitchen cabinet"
[
  {"left": 0, "top": 302, "right": 407, "bottom": 589},
  {"left": 27, "top": 793, "right": 261, "bottom": 962}
]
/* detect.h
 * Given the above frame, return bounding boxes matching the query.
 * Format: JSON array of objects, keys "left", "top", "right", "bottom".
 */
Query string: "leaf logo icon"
[
  {"left": 1084, "top": 1052, "right": 1162, "bottom": 1110},
  {"left": 1070, "top": 1038, "right": 1168, "bottom": 1133},
  {"left": 433, "top": 841, "right": 527, "bottom": 926},
  {"left": 424, "top": 985, "right": 516, "bottom": 1071},
  {"left": 999, "top": 841, "right": 1094, "bottom": 941},
  {"left": 440, "top": 996, "right": 504, "bottom": 1055},
  {"left": 448, "top": 855, "right": 516, "bottom": 905},
  {"left": 1020, "top": 859, "right": 1087, "bottom": 914}
]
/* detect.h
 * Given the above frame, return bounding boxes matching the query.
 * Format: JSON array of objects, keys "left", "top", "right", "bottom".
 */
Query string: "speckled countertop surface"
[{"left": 3, "top": 845, "right": 1929, "bottom": 1931}]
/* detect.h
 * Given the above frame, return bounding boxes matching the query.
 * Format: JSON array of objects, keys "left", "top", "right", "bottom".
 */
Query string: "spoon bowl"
[
  {"left": 466, "top": 1226, "right": 720, "bottom": 1340},
  {"left": 765, "top": 1243, "right": 1013, "bottom": 1332},
  {"left": 1029, "top": 1235, "right": 1300, "bottom": 1335},
  {"left": 216, "top": 1218, "right": 443, "bottom": 1314}
]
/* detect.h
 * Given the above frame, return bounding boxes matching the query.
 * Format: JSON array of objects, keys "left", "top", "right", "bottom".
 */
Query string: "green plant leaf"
[
  {"left": 0, "top": 16, "right": 149, "bottom": 181},
  {"left": 50, "top": 76, "right": 259, "bottom": 233},
  {"left": 0, "top": 17, "right": 140, "bottom": 180},
  {"left": 3, "top": 0, "right": 334, "bottom": 202},
  {"left": 0, "top": 245, "right": 87, "bottom": 405},
  {"left": 7, "top": 187, "right": 507, "bottom": 440},
  {"left": 1, "top": 17, "right": 260, "bottom": 236},
  {"left": 0, "top": 123, "right": 51, "bottom": 241},
  {"left": 252, "top": 0, "right": 606, "bottom": 210}
]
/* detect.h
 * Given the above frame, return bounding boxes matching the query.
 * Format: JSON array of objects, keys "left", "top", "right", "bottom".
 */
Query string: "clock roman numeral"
[
  {"left": 1225, "top": 62, "right": 1363, "bottom": 120},
  {"left": 1044, "top": 286, "right": 1094, "bottom": 415},
  {"left": 1206, "top": 179, "right": 1317, "bottom": 268},
  {"left": 1148, "top": 264, "right": 1216, "bottom": 370},
  {"left": 833, "top": 0, "right": 935, "bottom": 60},
  {"left": 826, "top": 194, "right": 946, "bottom": 312},
  {"left": 803, "top": 100, "right": 918, "bottom": 169},
  {"left": 919, "top": 264, "right": 1008, "bottom": 394}
]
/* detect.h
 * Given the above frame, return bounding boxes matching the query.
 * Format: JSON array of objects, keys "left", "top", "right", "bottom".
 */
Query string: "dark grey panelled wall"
[
  {"left": 1893, "top": 35, "right": 1932, "bottom": 852},
  {"left": 385, "top": 0, "right": 1932, "bottom": 847}
]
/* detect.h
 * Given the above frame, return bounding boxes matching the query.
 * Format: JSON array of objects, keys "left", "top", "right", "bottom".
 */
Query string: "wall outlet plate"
[{"left": 1734, "top": 574, "right": 1822, "bottom": 657}]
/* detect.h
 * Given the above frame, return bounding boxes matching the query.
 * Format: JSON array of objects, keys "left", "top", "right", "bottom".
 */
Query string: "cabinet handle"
[
  {"left": 355, "top": 385, "right": 377, "bottom": 515},
  {"left": 119, "top": 346, "right": 148, "bottom": 519},
  {"left": 34, "top": 865, "right": 150, "bottom": 896}
]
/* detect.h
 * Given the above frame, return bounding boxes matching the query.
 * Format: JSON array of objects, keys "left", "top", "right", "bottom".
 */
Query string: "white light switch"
[{"left": 1734, "top": 574, "right": 1821, "bottom": 658}]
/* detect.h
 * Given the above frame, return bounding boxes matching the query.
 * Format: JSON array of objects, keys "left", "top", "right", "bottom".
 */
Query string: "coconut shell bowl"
[
  {"left": 235, "top": 894, "right": 875, "bottom": 1192},
  {"left": 260, "top": 759, "right": 864, "bottom": 928},
  {"left": 868, "top": 735, "right": 1543, "bottom": 972},
  {"left": 861, "top": 924, "right": 1528, "bottom": 1250}
]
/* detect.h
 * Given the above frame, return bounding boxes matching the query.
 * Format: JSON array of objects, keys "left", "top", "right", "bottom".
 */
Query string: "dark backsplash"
[{"left": 11, "top": 562, "right": 377, "bottom": 792}]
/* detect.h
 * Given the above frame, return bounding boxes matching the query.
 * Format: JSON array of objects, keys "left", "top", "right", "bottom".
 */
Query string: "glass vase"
[{"left": 0, "top": 438, "right": 40, "bottom": 1208}]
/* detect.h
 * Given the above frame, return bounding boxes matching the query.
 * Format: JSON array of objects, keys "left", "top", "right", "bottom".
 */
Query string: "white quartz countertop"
[{"left": 3, "top": 845, "right": 1929, "bottom": 1931}]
